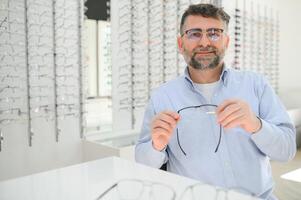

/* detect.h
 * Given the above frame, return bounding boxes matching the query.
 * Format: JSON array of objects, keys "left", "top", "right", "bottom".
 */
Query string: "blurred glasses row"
[{"left": 96, "top": 179, "right": 258, "bottom": 200}]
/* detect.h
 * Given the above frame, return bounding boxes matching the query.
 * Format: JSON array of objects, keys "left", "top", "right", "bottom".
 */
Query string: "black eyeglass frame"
[{"left": 176, "top": 104, "right": 222, "bottom": 156}]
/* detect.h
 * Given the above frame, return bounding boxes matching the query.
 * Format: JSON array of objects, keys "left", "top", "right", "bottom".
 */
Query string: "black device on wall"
[{"left": 85, "top": 0, "right": 110, "bottom": 21}]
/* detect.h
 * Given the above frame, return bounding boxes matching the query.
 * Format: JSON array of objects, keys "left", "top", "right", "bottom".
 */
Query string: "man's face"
[{"left": 178, "top": 15, "right": 229, "bottom": 70}]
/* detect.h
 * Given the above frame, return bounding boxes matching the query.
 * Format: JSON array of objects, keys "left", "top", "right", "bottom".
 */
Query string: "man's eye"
[
  {"left": 208, "top": 31, "right": 221, "bottom": 39},
  {"left": 208, "top": 32, "right": 219, "bottom": 37},
  {"left": 190, "top": 31, "right": 202, "bottom": 38}
]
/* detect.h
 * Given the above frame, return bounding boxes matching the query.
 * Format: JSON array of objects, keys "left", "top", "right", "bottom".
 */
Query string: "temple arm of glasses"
[
  {"left": 96, "top": 183, "right": 117, "bottom": 200},
  {"left": 214, "top": 124, "right": 222, "bottom": 153}
]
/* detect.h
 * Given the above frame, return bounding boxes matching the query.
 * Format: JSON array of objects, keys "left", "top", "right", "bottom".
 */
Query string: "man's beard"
[{"left": 185, "top": 46, "right": 225, "bottom": 70}]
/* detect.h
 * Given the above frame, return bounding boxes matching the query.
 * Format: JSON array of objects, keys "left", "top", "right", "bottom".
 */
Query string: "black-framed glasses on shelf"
[
  {"left": 176, "top": 104, "right": 222, "bottom": 156},
  {"left": 96, "top": 179, "right": 176, "bottom": 200}
]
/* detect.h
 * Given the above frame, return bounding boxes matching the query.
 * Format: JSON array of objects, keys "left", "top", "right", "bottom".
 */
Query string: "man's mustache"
[{"left": 193, "top": 46, "right": 217, "bottom": 55}]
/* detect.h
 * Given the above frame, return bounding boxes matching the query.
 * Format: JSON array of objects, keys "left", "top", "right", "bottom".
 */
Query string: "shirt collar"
[{"left": 184, "top": 64, "right": 230, "bottom": 87}]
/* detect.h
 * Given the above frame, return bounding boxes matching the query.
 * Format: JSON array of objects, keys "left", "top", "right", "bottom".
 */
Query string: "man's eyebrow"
[
  {"left": 186, "top": 28, "right": 223, "bottom": 31},
  {"left": 185, "top": 28, "right": 202, "bottom": 32}
]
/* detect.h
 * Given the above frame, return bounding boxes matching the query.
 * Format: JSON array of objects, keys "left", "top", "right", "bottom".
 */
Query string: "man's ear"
[
  {"left": 225, "top": 34, "right": 230, "bottom": 49},
  {"left": 177, "top": 36, "right": 184, "bottom": 54}
]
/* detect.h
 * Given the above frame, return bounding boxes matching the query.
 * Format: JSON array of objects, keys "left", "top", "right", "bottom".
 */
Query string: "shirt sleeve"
[
  {"left": 251, "top": 76, "right": 296, "bottom": 162},
  {"left": 135, "top": 98, "right": 168, "bottom": 168}
]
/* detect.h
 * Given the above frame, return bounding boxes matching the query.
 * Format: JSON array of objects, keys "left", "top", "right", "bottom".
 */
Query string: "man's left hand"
[{"left": 216, "top": 99, "right": 262, "bottom": 134}]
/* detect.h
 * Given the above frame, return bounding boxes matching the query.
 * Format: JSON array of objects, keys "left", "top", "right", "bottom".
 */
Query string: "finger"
[
  {"left": 152, "top": 129, "right": 170, "bottom": 150},
  {"left": 220, "top": 109, "right": 245, "bottom": 128},
  {"left": 162, "top": 110, "right": 180, "bottom": 121},
  {"left": 218, "top": 103, "right": 241, "bottom": 123},
  {"left": 216, "top": 99, "right": 239, "bottom": 114},
  {"left": 153, "top": 120, "right": 173, "bottom": 133},
  {"left": 158, "top": 113, "right": 178, "bottom": 128},
  {"left": 153, "top": 128, "right": 170, "bottom": 137},
  {"left": 223, "top": 114, "right": 245, "bottom": 129},
  {"left": 152, "top": 128, "right": 172, "bottom": 140}
]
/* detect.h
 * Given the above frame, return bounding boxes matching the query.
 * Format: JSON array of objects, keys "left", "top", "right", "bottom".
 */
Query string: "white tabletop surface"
[
  {"left": 0, "top": 156, "right": 258, "bottom": 200},
  {"left": 281, "top": 168, "right": 301, "bottom": 183}
]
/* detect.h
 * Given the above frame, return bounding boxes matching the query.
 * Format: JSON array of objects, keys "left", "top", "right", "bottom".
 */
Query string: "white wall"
[
  {"left": 277, "top": 0, "right": 301, "bottom": 108},
  {"left": 278, "top": 0, "right": 301, "bottom": 90},
  {"left": 223, "top": 0, "right": 301, "bottom": 107}
]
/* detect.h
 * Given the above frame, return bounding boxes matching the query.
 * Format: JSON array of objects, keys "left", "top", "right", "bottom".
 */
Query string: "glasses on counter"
[
  {"left": 96, "top": 179, "right": 176, "bottom": 200},
  {"left": 179, "top": 183, "right": 257, "bottom": 200},
  {"left": 96, "top": 179, "right": 257, "bottom": 200}
]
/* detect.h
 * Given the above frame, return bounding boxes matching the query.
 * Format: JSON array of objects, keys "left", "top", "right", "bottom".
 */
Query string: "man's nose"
[{"left": 198, "top": 35, "right": 211, "bottom": 47}]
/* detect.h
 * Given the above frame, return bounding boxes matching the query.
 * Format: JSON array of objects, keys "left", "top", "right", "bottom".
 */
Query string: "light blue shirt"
[{"left": 135, "top": 66, "right": 296, "bottom": 200}]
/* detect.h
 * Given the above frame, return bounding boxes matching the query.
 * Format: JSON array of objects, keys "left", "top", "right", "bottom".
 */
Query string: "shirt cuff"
[
  {"left": 250, "top": 118, "right": 274, "bottom": 149},
  {"left": 146, "top": 140, "right": 167, "bottom": 166}
]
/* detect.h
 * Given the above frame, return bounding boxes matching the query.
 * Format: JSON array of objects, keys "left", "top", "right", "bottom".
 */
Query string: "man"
[{"left": 135, "top": 3, "right": 296, "bottom": 200}]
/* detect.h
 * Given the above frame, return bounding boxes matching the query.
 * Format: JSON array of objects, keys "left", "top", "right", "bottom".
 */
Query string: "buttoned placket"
[
  {"left": 184, "top": 68, "right": 238, "bottom": 187},
  {"left": 211, "top": 84, "right": 238, "bottom": 188}
]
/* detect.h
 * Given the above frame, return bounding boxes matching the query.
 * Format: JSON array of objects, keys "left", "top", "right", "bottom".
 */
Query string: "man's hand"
[
  {"left": 216, "top": 99, "right": 262, "bottom": 133},
  {"left": 151, "top": 111, "right": 180, "bottom": 151}
]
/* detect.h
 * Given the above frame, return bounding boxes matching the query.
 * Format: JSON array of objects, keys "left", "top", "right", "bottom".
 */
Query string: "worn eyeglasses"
[
  {"left": 96, "top": 179, "right": 176, "bottom": 200},
  {"left": 176, "top": 104, "right": 222, "bottom": 156},
  {"left": 181, "top": 28, "right": 224, "bottom": 42}
]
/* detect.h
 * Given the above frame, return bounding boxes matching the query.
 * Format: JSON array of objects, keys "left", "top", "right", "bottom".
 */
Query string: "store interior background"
[{"left": 0, "top": 0, "right": 300, "bottom": 199}]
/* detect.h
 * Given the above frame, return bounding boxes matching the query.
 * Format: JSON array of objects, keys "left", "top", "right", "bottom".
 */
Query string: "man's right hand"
[{"left": 151, "top": 111, "right": 180, "bottom": 151}]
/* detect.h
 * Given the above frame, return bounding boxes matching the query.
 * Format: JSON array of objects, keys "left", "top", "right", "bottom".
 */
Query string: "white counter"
[{"left": 0, "top": 157, "right": 259, "bottom": 200}]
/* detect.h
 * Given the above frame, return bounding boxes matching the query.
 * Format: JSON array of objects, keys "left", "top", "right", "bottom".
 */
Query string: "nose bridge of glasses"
[
  {"left": 197, "top": 31, "right": 212, "bottom": 46},
  {"left": 199, "top": 105, "right": 217, "bottom": 114}
]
